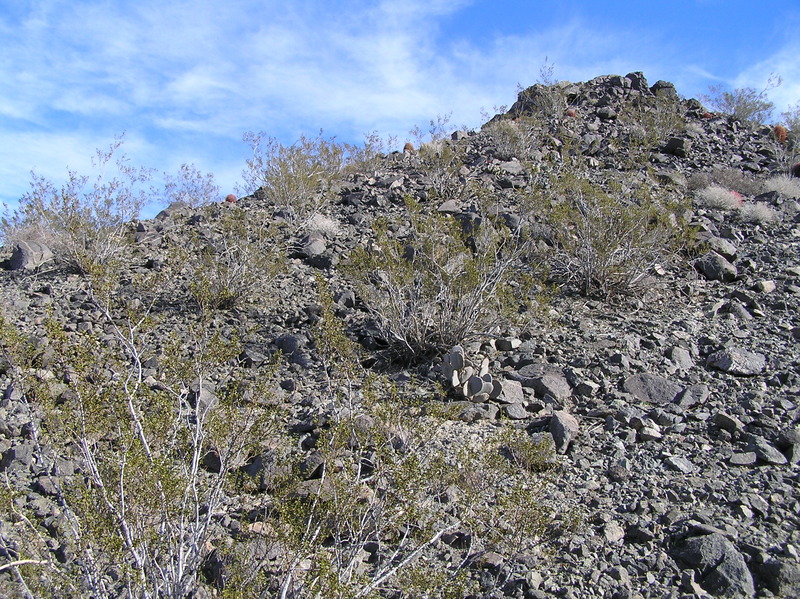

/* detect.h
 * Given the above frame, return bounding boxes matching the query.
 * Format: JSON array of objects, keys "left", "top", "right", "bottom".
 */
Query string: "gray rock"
[
  {"left": 707, "top": 347, "right": 766, "bottom": 376},
  {"left": 550, "top": 411, "right": 579, "bottom": 454},
  {"left": 729, "top": 452, "right": 758, "bottom": 466},
  {"left": 499, "top": 379, "right": 525, "bottom": 404},
  {"left": 532, "top": 373, "right": 571, "bottom": 401},
  {"left": 747, "top": 436, "right": 787, "bottom": 465},
  {"left": 503, "top": 402, "right": 529, "bottom": 420},
  {"left": 714, "top": 412, "right": 745, "bottom": 433},
  {"left": 511, "top": 364, "right": 571, "bottom": 400},
  {"left": 623, "top": 372, "right": 683, "bottom": 405},
  {"left": 10, "top": 240, "right": 54, "bottom": 271},
  {"left": 457, "top": 402, "right": 499, "bottom": 422},
  {"left": 757, "top": 558, "right": 800, "bottom": 596},
  {"left": 695, "top": 251, "right": 737, "bottom": 282},
  {"left": 674, "top": 533, "right": 755, "bottom": 597},
  {"left": 665, "top": 455, "right": 695, "bottom": 474},
  {"left": 664, "top": 137, "right": 691, "bottom": 158},
  {"left": 675, "top": 384, "right": 710, "bottom": 409},
  {"left": 669, "top": 346, "right": 694, "bottom": 370},
  {"left": 695, "top": 233, "right": 737, "bottom": 261}
]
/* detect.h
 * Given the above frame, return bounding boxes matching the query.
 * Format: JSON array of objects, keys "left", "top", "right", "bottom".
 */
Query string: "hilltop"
[{"left": 0, "top": 72, "right": 798, "bottom": 598}]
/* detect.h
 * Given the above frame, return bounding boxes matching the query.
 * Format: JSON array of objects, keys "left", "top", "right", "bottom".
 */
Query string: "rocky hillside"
[{"left": 0, "top": 72, "right": 799, "bottom": 598}]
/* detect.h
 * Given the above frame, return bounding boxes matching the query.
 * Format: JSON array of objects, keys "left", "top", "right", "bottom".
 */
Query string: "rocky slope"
[{"left": 0, "top": 72, "right": 799, "bottom": 598}]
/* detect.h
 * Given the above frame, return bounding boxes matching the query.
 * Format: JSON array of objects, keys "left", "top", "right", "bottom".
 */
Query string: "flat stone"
[
  {"left": 758, "top": 559, "right": 800, "bottom": 596},
  {"left": 638, "top": 426, "right": 663, "bottom": 441},
  {"left": 503, "top": 402, "right": 529, "bottom": 420},
  {"left": 675, "top": 384, "right": 709, "bottom": 409},
  {"left": 665, "top": 455, "right": 695, "bottom": 474},
  {"left": 748, "top": 436, "right": 787, "bottom": 465},
  {"left": 495, "top": 337, "right": 522, "bottom": 351},
  {"left": 695, "top": 251, "right": 737, "bottom": 282},
  {"left": 669, "top": 346, "right": 694, "bottom": 370},
  {"left": 499, "top": 379, "right": 525, "bottom": 404},
  {"left": 533, "top": 373, "right": 571, "bottom": 401},
  {"left": 604, "top": 522, "right": 625, "bottom": 544},
  {"left": 715, "top": 411, "right": 745, "bottom": 433},
  {"left": 623, "top": 372, "right": 683, "bottom": 405},
  {"left": 10, "top": 240, "right": 54, "bottom": 271},
  {"left": 707, "top": 347, "right": 766, "bottom": 376},
  {"left": 729, "top": 452, "right": 758, "bottom": 466}
]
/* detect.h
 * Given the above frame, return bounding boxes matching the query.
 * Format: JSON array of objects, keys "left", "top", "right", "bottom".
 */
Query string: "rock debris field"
[{"left": 0, "top": 72, "right": 799, "bottom": 598}]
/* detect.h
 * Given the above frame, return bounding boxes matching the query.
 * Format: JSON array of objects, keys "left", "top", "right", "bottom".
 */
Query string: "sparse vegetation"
[
  {"left": 0, "top": 293, "right": 278, "bottom": 598},
  {"left": 346, "top": 194, "right": 529, "bottom": 361},
  {"left": 3, "top": 70, "right": 798, "bottom": 599},
  {"left": 701, "top": 74, "right": 781, "bottom": 123},
  {"left": 532, "top": 174, "right": 687, "bottom": 297},
  {"left": 738, "top": 202, "right": 779, "bottom": 224},
  {"left": 241, "top": 131, "right": 348, "bottom": 230},
  {"left": 763, "top": 174, "right": 800, "bottom": 198},
  {"left": 1, "top": 137, "right": 150, "bottom": 276},
  {"left": 162, "top": 163, "right": 221, "bottom": 208},
  {"left": 181, "top": 205, "right": 282, "bottom": 316},
  {"left": 696, "top": 185, "right": 744, "bottom": 210}
]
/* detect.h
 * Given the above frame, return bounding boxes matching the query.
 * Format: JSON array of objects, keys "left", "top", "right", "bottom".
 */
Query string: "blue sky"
[{"left": 2, "top": 0, "right": 799, "bottom": 216}]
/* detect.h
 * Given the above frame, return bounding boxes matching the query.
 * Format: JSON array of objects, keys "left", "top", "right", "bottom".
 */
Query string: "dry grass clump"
[
  {"left": 688, "top": 167, "right": 762, "bottom": 196},
  {"left": 695, "top": 185, "right": 744, "bottom": 210},
  {"left": 306, "top": 213, "right": 341, "bottom": 237},
  {"left": 763, "top": 175, "right": 800, "bottom": 198},
  {"left": 739, "top": 202, "right": 779, "bottom": 224}
]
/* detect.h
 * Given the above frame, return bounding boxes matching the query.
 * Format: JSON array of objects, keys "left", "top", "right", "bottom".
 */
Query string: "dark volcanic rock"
[
  {"left": 674, "top": 533, "right": 755, "bottom": 597},
  {"left": 707, "top": 347, "right": 766, "bottom": 376},
  {"left": 623, "top": 373, "right": 683, "bottom": 405}
]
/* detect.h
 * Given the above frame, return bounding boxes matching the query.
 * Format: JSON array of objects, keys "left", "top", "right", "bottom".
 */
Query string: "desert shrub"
[
  {"left": 1, "top": 137, "right": 150, "bottom": 275},
  {"left": 241, "top": 131, "right": 347, "bottom": 230},
  {"left": 481, "top": 117, "right": 541, "bottom": 161},
  {"left": 782, "top": 102, "right": 800, "bottom": 139},
  {"left": 0, "top": 293, "right": 278, "bottom": 598},
  {"left": 181, "top": 206, "right": 282, "bottom": 316},
  {"left": 701, "top": 74, "right": 781, "bottom": 123},
  {"left": 343, "top": 131, "right": 397, "bottom": 176},
  {"left": 617, "top": 93, "right": 686, "bottom": 165},
  {"left": 511, "top": 59, "right": 569, "bottom": 122},
  {"left": 414, "top": 139, "right": 467, "bottom": 202},
  {"left": 534, "top": 175, "right": 686, "bottom": 297},
  {"left": 162, "top": 163, "right": 220, "bottom": 208},
  {"left": 346, "top": 194, "right": 528, "bottom": 362},
  {"left": 201, "top": 292, "right": 554, "bottom": 598},
  {"left": 695, "top": 185, "right": 744, "bottom": 210}
]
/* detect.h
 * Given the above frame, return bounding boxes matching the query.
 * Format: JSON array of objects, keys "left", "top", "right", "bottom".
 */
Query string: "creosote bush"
[
  {"left": 1, "top": 137, "right": 151, "bottom": 275},
  {"left": 162, "top": 163, "right": 220, "bottom": 208},
  {"left": 346, "top": 194, "right": 528, "bottom": 361},
  {"left": 532, "top": 174, "right": 687, "bottom": 298},
  {"left": 180, "top": 205, "right": 282, "bottom": 316},
  {"left": 241, "top": 131, "right": 348, "bottom": 230},
  {"left": 481, "top": 117, "right": 542, "bottom": 161},
  {"left": 0, "top": 284, "right": 278, "bottom": 598},
  {"left": 701, "top": 74, "right": 781, "bottom": 123},
  {"left": 617, "top": 93, "right": 686, "bottom": 165}
]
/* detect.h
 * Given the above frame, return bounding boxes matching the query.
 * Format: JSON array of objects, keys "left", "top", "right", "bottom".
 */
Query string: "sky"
[{"left": 1, "top": 0, "right": 799, "bottom": 217}]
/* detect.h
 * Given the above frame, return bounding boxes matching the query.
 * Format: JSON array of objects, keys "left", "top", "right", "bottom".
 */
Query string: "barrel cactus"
[{"left": 440, "top": 345, "right": 502, "bottom": 403}]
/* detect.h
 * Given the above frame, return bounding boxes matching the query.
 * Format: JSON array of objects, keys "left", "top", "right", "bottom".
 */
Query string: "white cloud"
[{"left": 2, "top": 0, "right": 798, "bottom": 214}]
